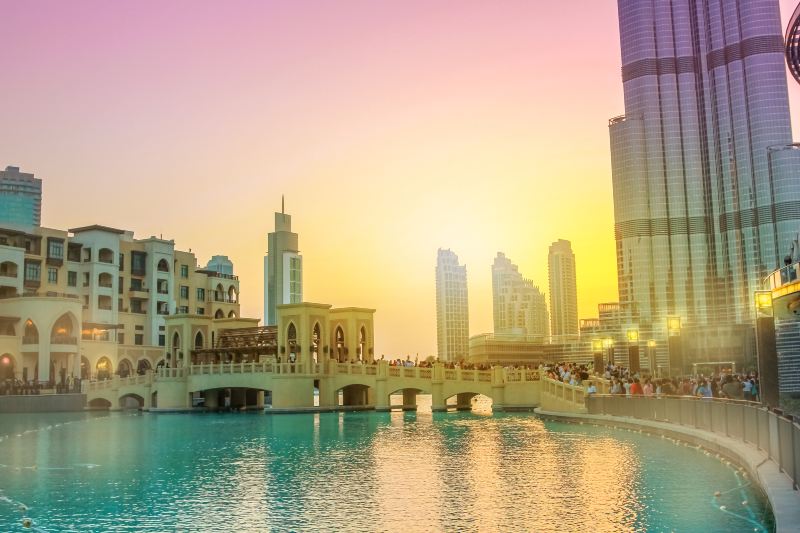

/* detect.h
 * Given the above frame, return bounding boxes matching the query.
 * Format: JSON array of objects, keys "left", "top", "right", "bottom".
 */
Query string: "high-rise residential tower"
[
  {"left": 436, "top": 249, "right": 469, "bottom": 362},
  {"left": 264, "top": 198, "right": 302, "bottom": 326},
  {"left": 492, "top": 252, "right": 549, "bottom": 337},
  {"left": 548, "top": 239, "right": 578, "bottom": 337},
  {"left": 0, "top": 166, "right": 42, "bottom": 227},
  {"left": 610, "top": 1, "right": 800, "bottom": 339}
]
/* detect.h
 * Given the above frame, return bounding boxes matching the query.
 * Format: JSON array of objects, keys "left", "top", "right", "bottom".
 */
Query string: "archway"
[
  {"left": 335, "top": 326, "right": 345, "bottom": 363},
  {"left": 312, "top": 322, "right": 321, "bottom": 364},
  {"left": 444, "top": 392, "right": 491, "bottom": 412},
  {"left": 23, "top": 319, "right": 38, "bottom": 344},
  {"left": 0, "top": 354, "right": 16, "bottom": 381},
  {"left": 137, "top": 358, "right": 152, "bottom": 375},
  {"left": 215, "top": 283, "right": 224, "bottom": 302},
  {"left": 119, "top": 393, "right": 144, "bottom": 410},
  {"left": 195, "top": 387, "right": 271, "bottom": 410},
  {"left": 215, "top": 309, "right": 224, "bottom": 319},
  {"left": 117, "top": 358, "right": 133, "bottom": 378},
  {"left": 51, "top": 313, "right": 77, "bottom": 344},
  {"left": 157, "top": 259, "right": 169, "bottom": 272},
  {"left": 228, "top": 310, "right": 237, "bottom": 318},
  {"left": 388, "top": 387, "right": 425, "bottom": 411},
  {"left": 194, "top": 331, "right": 204, "bottom": 350},
  {"left": 227, "top": 285, "right": 237, "bottom": 303},
  {"left": 88, "top": 398, "right": 112, "bottom": 410},
  {"left": 287, "top": 322, "right": 297, "bottom": 362},
  {"left": 172, "top": 332, "right": 181, "bottom": 364},
  {"left": 359, "top": 326, "right": 366, "bottom": 362},
  {"left": 337, "top": 384, "right": 371, "bottom": 408},
  {"left": 96, "top": 357, "right": 113, "bottom": 380}
]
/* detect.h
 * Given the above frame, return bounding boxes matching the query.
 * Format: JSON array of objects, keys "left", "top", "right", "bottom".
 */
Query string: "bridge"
[{"left": 83, "top": 360, "right": 552, "bottom": 412}]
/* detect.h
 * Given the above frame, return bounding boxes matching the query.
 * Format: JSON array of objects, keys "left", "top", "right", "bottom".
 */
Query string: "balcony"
[
  {"left": 210, "top": 295, "right": 237, "bottom": 303},
  {"left": 51, "top": 335, "right": 77, "bottom": 345},
  {"left": 24, "top": 279, "right": 40, "bottom": 289},
  {"left": 22, "top": 335, "right": 38, "bottom": 345},
  {"left": 157, "top": 309, "right": 170, "bottom": 316},
  {"left": 207, "top": 272, "right": 238, "bottom": 281}
]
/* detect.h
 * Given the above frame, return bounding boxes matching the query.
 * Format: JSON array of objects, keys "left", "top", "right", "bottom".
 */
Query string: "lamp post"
[
  {"left": 667, "top": 316, "right": 682, "bottom": 377},
  {"left": 603, "top": 338, "right": 615, "bottom": 367},
  {"left": 647, "top": 339, "right": 657, "bottom": 377},
  {"left": 754, "top": 290, "right": 779, "bottom": 407},
  {"left": 627, "top": 329, "right": 640, "bottom": 373},
  {"left": 591, "top": 339, "right": 603, "bottom": 374}
]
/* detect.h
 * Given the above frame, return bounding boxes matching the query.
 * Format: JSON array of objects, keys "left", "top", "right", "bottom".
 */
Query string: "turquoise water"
[{"left": 0, "top": 404, "right": 774, "bottom": 532}]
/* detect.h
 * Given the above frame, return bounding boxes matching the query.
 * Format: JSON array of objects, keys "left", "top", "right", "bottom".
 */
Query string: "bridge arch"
[
  {"left": 337, "top": 383, "right": 371, "bottom": 408},
  {"left": 119, "top": 393, "right": 145, "bottom": 410},
  {"left": 193, "top": 386, "right": 271, "bottom": 410},
  {"left": 443, "top": 391, "right": 492, "bottom": 412},
  {"left": 88, "top": 397, "right": 112, "bottom": 410}
]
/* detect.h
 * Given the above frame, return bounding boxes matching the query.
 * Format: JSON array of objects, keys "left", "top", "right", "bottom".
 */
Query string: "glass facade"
[
  {"left": 610, "top": 0, "right": 800, "bottom": 332},
  {"left": 0, "top": 166, "right": 42, "bottom": 226}
]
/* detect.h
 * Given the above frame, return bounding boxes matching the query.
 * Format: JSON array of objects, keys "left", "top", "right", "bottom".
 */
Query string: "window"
[
  {"left": 118, "top": 332, "right": 125, "bottom": 345},
  {"left": 47, "top": 239, "right": 64, "bottom": 260},
  {"left": 131, "top": 251, "right": 146, "bottom": 275},
  {"left": 67, "top": 271, "right": 77, "bottom": 287},
  {"left": 197, "top": 307, "right": 205, "bottom": 315},
  {"left": 180, "top": 285, "right": 189, "bottom": 299},
  {"left": 180, "top": 264, "right": 189, "bottom": 278},
  {"left": 135, "top": 334, "right": 144, "bottom": 346},
  {"left": 196, "top": 288, "right": 205, "bottom": 301},
  {"left": 24, "top": 261, "right": 40, "bottom": 281},
  {"left": 158, "top": 334, "right": 165, "bottom": 347},
  {"left": 83, "top": 272, "right": 90, "bottom": 287},
  {"left": 119, "top": 253, "right": 124, "bottom": 271},
  {"left": 179, "top": 306, "right": 189, "bottom": 314},
  {"left": 47, "top": 267, "right": 58, "bottom": 284}
]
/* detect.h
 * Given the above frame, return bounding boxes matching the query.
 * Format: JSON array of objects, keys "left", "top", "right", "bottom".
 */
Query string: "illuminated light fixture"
[
  {"left": 603, "top": 338, "right": 614, "bottom": 348},
  {"left": 755, "top": 290, "right": 773, "bottom": 311},
  {"left": 591, "top": 339, "right": 603, "bottom": 352},
  {"left": 1, "top": 356, "right": 10, "bottom": 366},
  {"left": 626, "top": 329, "right": 639, "bottom": 342},
  {"left": 647, "top": 339, "right": 657, "bottom": 348},
  {"left": 667, "top": 316, "right": 681, "bottom": 333}
]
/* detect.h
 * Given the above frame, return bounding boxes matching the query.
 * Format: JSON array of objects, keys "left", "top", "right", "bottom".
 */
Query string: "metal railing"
[{"left": 587, "top": 394, "right": 800, "bottom": 489}]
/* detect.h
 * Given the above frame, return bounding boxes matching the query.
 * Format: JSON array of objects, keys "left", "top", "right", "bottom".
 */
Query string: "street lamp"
[
  {"left": 667, "top": 316, "right": 682, "bottom": 376},
  {"left": 591, "top": 338, "right": 603, "bottom": 373},
  {"left": 626, "top": 329, "right": 640, "bottom": 373},
  {"left": 754, "top": 290, "right": 778, "bottom": 407}
]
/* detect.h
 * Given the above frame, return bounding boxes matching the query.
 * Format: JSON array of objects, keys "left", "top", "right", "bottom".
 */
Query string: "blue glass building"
[{"left": 0, "top": 166, "right": 42, "bottom": 227}]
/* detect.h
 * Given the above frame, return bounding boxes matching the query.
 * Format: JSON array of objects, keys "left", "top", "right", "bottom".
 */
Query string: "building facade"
[
  {"left": 0, "top": 166, "right": 42, "bottom": 227},
  {"left": 548, "top": 239, "right": 578, "bottom": 337},
  {"left": 609, "top": 0, "right": 800, "bottom": 347},
  {"left": 492, "top": 252, "right": 549, "bottom": 337},
  {"left": 435, "top": 249, "right": 469, "bottom": 362},
  {"left": 264, "top": 202, "right": 302, "bottom": 326},
  {"left": 0, "top": 222, "right": 250, "bottom": 384}
]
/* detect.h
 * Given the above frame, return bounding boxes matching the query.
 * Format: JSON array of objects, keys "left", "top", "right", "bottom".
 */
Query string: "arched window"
[
  {"left": 0, "top": 261, "right": 18, "bottom": 278},
  {"left": 96, "top": 357, "right": 113, "bottom": 380},
  {"left": 287, "top": 322, "right": 297, "bottom": 353},
  {"left": 98, "top": 272, "right": 113, "bottom": 288},
  {"left": 214, "top": 309, "right": 224, "bottom": 319},
  {"left": 23, "top": 319, "right": 38, "bottom": 344},
  {"left": 228, "top": 285, "right": 237, "bottom": 303},
  {"left": 215, "top": 283, "right": 224, "bottom": 302},
  {"left": 228, "top": 310, "right": 237, "bottom": 318},
  {"left": 117, "top": 359, "right": 133, "bottom": 378},
  {"left": 312, "top": 322, "right": 321, "bottom": 363},
  {"left": 172, "top": 332, "right": 181, "bottom": 362},
  {"left": 157, "top": 259, "right": 169, "bottom": 272},
  {"left": 98, "top": 248, "right": 114, "bottom": 264},
  {"left": 335, "top": 326, "right": 345, "bottom": 362},
  {"left": 194, "top": 331, "right": 203, "bottom": 349},
  {"left": 359, "top": 326, "right": 367, "bottom": 361},
  {"left": 51, "top": 313, "right": 76, "bottom": 344}
]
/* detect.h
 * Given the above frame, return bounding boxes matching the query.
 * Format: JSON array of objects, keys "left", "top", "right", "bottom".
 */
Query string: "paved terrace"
[{"left": 84, "top": 360, "right": 544, "bottom": 412}]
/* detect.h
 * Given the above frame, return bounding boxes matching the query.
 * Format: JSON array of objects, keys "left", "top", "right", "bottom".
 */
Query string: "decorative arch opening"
[
  {"left": 194, "top": 331, "right": 204, "bottom": 350},
  {"left": 157, "top": 259, "right": 170, "bottom": 272},
  {"left": 98, "top": 272, "right": 113, "bottom": 288},
  {"left": 215, "top": 283, "right": 224, "bottom": 302},
  {"left": 117, "top": 358, "right": 133, "bottom": 378},
  {"left": 311, "top": 322, "right": 321, "bottom": 364},
  {"left": 51, "top": 313, "right": 77, "bottom": 344},
  {"left": 23, "top": 319, "right": 39, "bottom": 344},
  {"left": 137, "top": 358, "right": 152, "bottom": 375},
  {"left": 0, "top": 353, "right": 16, "bottom": 380},
  {"left": 98, "top": 248, "right": 115, "bottom": 264},
  {"left": 172, "top": 332, "right": 181, "bottom": 363},
  {"left": 335, "top": 326, "right": 345, "bottom": 363},
  {"left": 359, "top": 326, "right": 366, "bottom": 362},
  {"left": 227, "top": 285, "right": 237, "bottom": 303},
  {"left": 215, "top": 309, "right": 224, "bottom": 319},
  {"left": 0, "top": 261, "right": 18, "bottom": 278},
  {"left": 96, "top": 357, "right": 113, "bottom": 380},
  {"left": 228, "top": 310, "right": 237, "bottom": 318},
  {"left": 287, "top": 322, "right": 297, "bottom": 362}
]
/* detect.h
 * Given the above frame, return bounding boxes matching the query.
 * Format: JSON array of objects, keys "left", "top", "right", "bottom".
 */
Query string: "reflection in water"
[{"left": 0, "top": 410, "right": 774, "bottom": 532}]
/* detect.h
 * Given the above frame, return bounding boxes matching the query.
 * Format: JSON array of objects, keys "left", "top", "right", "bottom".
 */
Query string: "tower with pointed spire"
[{"left": 264, "top": 197, "right": 302, "bottom": 325}]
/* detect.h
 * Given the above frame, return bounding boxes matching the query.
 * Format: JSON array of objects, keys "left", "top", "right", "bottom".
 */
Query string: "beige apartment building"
[{"left": 0, "top": 223, "right": 256, "bottom": 384}]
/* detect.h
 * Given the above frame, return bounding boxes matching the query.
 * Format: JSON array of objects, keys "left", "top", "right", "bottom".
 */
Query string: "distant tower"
[
  {"left": 548, "top": 239, "right": 578, "bottom": 337},
  {"left": 0, "top": 166, "right": 42, "bottom": 226},
  {"left": 264, "top": 197, "right": 302, "bottom": 326},
  {"left": 492, "top": 252, "right": 549, "bottom": 337},
  {"left": 436, "top": 249, "right": 469, "bottom": 362}
]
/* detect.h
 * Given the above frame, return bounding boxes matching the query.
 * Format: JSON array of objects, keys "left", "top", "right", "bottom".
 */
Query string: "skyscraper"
[
  {"left": 436, "top": 249, "right": 469, "bottom": 362},
  {"left": 548, "top": 239, "right": 578, "bottom": 337},
  {"left": 0, "top": 166, "right": 42, "bottom": 227},
  {"left": 610, "top": 1, "right": 800, "bottom": 338},
  {"left": 264, "top": 198, "right": 302, "bottom": 326},
  {"left": 492, "top": 252, "right": 549, "bottom": 337}
]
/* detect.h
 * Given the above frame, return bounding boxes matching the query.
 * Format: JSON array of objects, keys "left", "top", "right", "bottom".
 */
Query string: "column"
[{"left": 402, "top": 389, "right": 417, "bottom": 411}]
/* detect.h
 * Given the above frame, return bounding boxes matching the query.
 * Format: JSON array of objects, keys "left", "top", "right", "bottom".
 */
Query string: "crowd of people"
[
  {"left": 542, "top": 360, "right": 761, "bottom": 402},
  {"left": 0, "top": 376, "right": 82, "bottom": 396}
]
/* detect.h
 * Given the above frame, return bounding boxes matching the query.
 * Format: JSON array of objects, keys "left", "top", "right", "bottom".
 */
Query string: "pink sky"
[{"left": 3, "top": 1, "right": 800, "bottom": 357}]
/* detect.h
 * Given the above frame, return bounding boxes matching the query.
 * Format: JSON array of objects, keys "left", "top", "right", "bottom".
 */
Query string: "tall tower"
[
  {"left": 436, "top": 249, "right": 469, "bottom": 362},
  {"left": 548, "top": 239, "right": 578, "bottom": 337},
  {"left": 492, "top": 252, "right": 549, "bottom": 337},
  {"left": 610, "top": 0, "right": 800, "bottom": 334},
  {"left": 264, "top": 197, "right": 302, "bottom": 326},
  {"left": 0, "top": 166, "right": 42, "bottom": 227}
]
